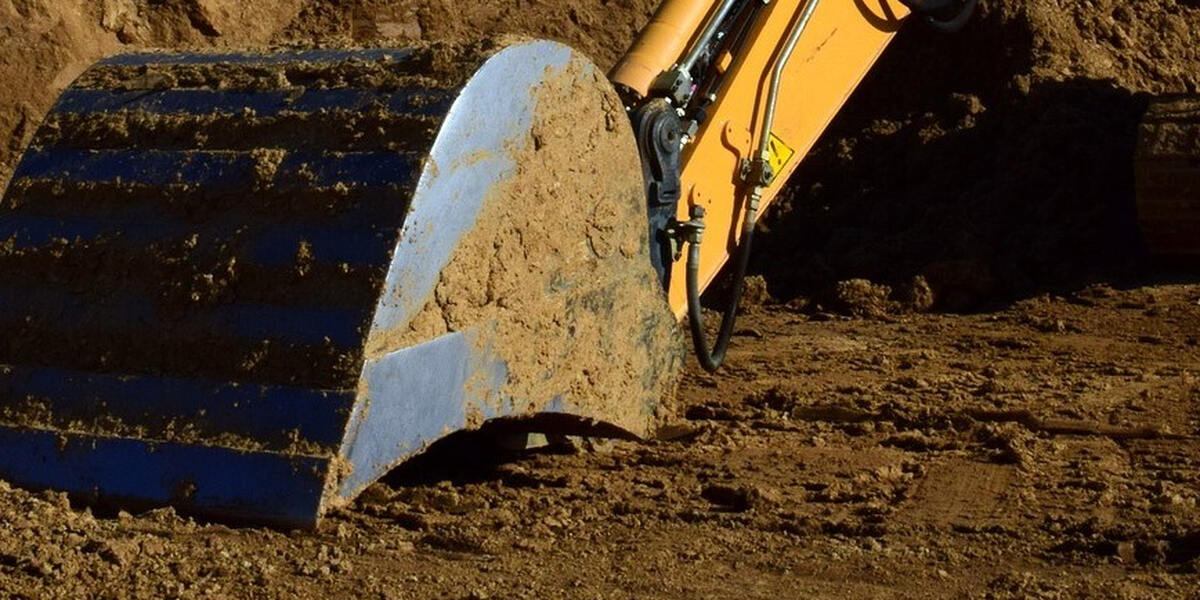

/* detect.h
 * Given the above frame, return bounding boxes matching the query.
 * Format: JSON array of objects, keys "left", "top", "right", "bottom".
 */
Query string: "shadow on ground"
[{"left": 750, "top": 6, "right": 1168, "bottom": 312}]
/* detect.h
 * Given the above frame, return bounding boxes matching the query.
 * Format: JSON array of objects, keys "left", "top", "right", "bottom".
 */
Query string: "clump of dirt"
[
  {"left": 754, "top": 0, "right": 1200, "bottom": 312},
  {"left": 788, "top": 275, "right": 935, "bottom": 318},
  {"left": 827, "top": 279, "right": 893, "bottom": 318}
]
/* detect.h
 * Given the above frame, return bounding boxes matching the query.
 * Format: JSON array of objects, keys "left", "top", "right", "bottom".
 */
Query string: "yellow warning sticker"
[{"left": 766, "top": 133, "right": 796, "bottom": 183}]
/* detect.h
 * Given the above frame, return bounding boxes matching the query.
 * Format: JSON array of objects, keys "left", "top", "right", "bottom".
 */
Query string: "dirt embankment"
[
  {"left": 0, "top": 0, "right": 308, "bottom": 192},
  {"left": 278, "top": 0, "right": 659, "bottom": 69},
  {"left": 755, "top": 0, "right": 1200, "bottom": 313}
]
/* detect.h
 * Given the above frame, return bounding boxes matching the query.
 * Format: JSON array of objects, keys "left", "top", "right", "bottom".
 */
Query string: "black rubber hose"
[
  {"left": 924, "top": 0, "right": 977, "bottom": 32},
  {"left": 685, "top": 207, "right": 756, "bottom": 373},
  {"left": 899, "top": 0, "right": 977, "bottom": 33},
  {"left": 898, "top": 0, "right": 956, "bottom": 11}
]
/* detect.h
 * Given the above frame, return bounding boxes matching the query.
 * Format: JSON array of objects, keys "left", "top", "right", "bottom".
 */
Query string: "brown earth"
[
  {"left": 755, "top": 0, "right": 1200, "bottom": 311},
  {"left": 1, "top": 283, "right": 1198, "bottom": 599},
  {"left": 2, "top": 0, "right": 1200, "bottom": 599}
]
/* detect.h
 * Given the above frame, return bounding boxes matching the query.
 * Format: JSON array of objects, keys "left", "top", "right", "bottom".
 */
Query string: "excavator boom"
[{"left": 614, "top": 0, "right": 912, "bottom": 316}]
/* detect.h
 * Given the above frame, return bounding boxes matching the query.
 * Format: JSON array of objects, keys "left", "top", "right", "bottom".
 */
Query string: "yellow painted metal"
[
  {"left": 656, "top": 0, "right": 911, "bottom": 317},
  {"left": 609, "top": 0, "right": 715, "bottom": 97}
]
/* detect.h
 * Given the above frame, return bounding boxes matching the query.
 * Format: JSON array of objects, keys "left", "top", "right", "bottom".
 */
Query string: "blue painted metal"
[
  {"left": 56, "top": 89, "right": 453, "bottom": 118},
  {"left": 0, "top": 427, "right": 330, "bottom": 526},
  {"left": 15, "top": 149, "right": 420, "bottom": 188},
  {"left": 0, "top": 285, "right": 366, "bottom": 348},
  {"left": 0, "top": 41, "right": 649, "bottom": 528},
  {"left": 0, "top": 213, "right": 397, "bottom": 265},
  {"left": 0, "top": 366, "right": 354, "bottom": 449},
  {"left": 98, "top": 48, "right": 416, "bottom": 67}
]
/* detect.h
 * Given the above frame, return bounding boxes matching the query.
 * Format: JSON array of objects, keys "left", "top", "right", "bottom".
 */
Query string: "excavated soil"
[
  {"left": 2, "top": 0, "right": 1200, "bottom": 598},
  {"left": 756, "top": 0, "right": 1200, "bottom": 312}
]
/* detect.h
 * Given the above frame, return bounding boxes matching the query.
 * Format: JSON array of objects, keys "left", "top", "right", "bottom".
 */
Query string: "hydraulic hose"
[
  {"left": 683, "top": 0, "right": 820, "bottom": 372},
  {"left": 899, "top": 0, "right": 977, "bottom": 33},
  {"left": 681, "top": 0, "right": 972, "bottom": 372},
  {"left": 685, "top": 195, "right": 758, "bottom": 372}
]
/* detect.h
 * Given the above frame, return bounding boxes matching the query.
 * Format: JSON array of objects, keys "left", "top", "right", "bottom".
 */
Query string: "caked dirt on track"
[
  {"left": 0, "top": 0, "right": 661, "bottom": 194},
  {"left": 2, "top": 0, "right": 1200, "bottom": 598}
]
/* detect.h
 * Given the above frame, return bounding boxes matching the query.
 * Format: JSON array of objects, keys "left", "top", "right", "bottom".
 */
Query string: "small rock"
[
  {"left": 101, "top": 0, "right": 137, "bottom": 32},
  {"left": 828, "top": 279, "right": 893, "bottom": 318},
  {"left": 700, "top": 483, "right": 776, "bottom": 512},
  {"left": 1116, "top": 541, "right": 1136, "bottom": 564},
  {"left": 897, "top": 275, "right": 935, "bottom": 312},
  {"left": 741, "top": 275, "right": 774, "bottom": 306}
]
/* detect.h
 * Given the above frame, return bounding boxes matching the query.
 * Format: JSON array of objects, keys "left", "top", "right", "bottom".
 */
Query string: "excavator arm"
[{"left": 613, "top": 0, "right": 973, "bottom": 370}]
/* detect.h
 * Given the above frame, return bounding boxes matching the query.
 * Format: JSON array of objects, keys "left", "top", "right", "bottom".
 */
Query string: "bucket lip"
[
  {"left": 0, "top": 423, "right": 330, "bottom": 529},
  {"left": 333, "top": 39, "right": 605, "bottom": 509}
]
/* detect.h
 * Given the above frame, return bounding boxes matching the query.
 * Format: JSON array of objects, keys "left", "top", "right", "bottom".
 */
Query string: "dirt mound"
[
  {"left": 754, "top": 0, "right": 1200, "bottom": 312},
  {"left": 277, "top": 0, "right": 659, "bottom": 69}
]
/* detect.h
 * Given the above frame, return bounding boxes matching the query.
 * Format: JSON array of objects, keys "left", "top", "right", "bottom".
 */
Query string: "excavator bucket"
[{"left": 0, "top": 40, "right": 681, "bottom": 528}]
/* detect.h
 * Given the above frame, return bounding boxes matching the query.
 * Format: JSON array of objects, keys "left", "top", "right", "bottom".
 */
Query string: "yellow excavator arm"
[{"left": 611, "top": 0, "right": 974, "bottom": 370}]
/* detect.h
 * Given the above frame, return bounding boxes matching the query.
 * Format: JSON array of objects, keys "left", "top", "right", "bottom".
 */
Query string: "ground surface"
[
  {"left": 1, "top": 0, "right": 1199, "bottom": 598},
  {"left": 1, "top": 283, "right": 1198, "bottom": 599}
]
